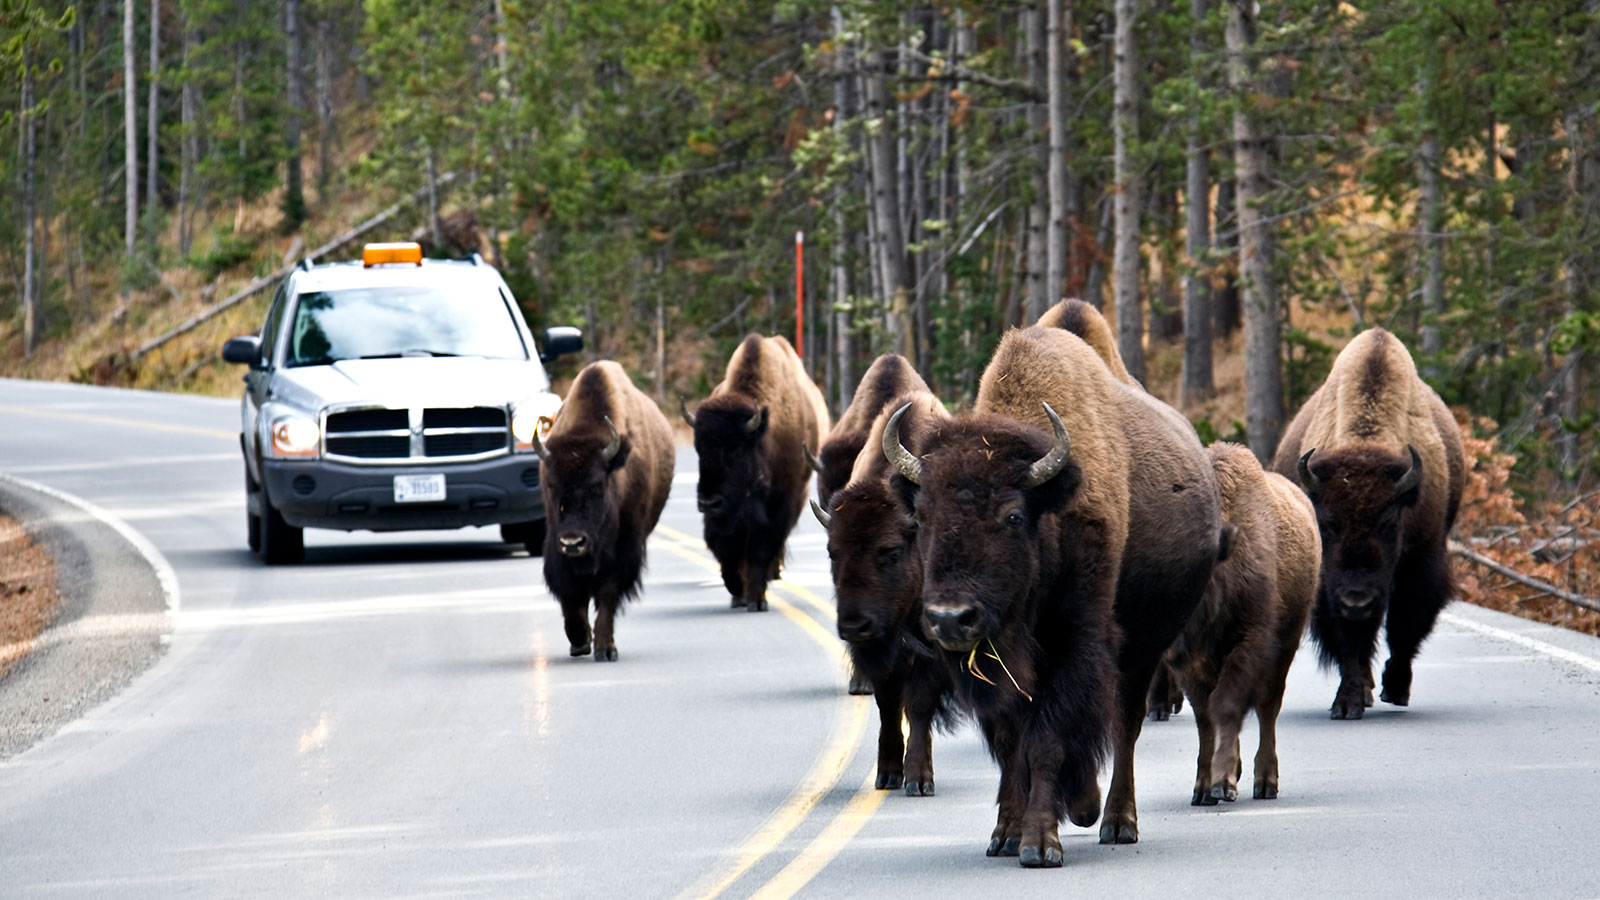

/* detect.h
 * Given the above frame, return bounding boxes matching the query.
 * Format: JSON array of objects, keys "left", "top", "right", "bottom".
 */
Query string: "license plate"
[{"left": 393, "top": 474, "right": 446, "bottom": 503}]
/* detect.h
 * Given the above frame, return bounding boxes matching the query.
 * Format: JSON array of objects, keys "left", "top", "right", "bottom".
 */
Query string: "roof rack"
[
  {"left": 470, "top": 253, "right": 485, "bottom": 267},
  {"left": 298, "top": 257, "right": 314, "bottom": 271}
]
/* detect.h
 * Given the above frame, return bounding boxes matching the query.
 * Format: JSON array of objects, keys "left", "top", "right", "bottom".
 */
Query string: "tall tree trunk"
[
  {"left": 178, "top": 17, "right": 197, "bottom": 255},
  {"left": 124, "top": 0, "right": 138, "bottom": 259},
  {"left": 284, "top": 0, "right": 305, "bottom": 223},
  {"left": 864, "top": 47, "right": 909, "bottom": 355},
  {"left": 831, "top": 7, "right": 856, "bottom": 410},
  {"left": 1113, "top": 0, "right": 1146, "bottom": 381},
  {"left": 1024, "top": 3, "right": 1048, "bottom": 320},
  {"left": 1047, "top": 0, "right": 1071, "bottom": 311},
  {"left": 316, "top": 12, "right": 334, "bottom": 200},
  {"left": 22, "top": 57, "right": 41, "bottom": 357},
  {"left": 1226, "top": 0, "right": 1283, "bottom": 460},
  {"left": 1418, "top": 69, "right": 1444, "bottom": 376},
  {"left": 1213, "top": 176, "right": 1240, "bottom": 333},
  {"left": 1181, "top": 0, "right": 1214, "bottom": 406},
  {"left": 1083, "top": 191, "right": 1112, "bottom": 308},
  {"left": 145, "top": 0, "right": 160, "bottom": 245}
]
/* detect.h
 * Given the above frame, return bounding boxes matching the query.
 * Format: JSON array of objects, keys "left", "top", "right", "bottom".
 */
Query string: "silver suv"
[{"left": 221, "top": 243, "right": 582, "bottom": 563}]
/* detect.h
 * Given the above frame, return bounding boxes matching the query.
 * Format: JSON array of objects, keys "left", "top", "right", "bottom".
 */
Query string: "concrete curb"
[{"left": 0, "top": 474, "right": 176, "bottom": 759}]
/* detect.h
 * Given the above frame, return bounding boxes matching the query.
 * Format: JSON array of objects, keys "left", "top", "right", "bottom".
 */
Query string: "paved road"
[{"left": 2, "top": 378, "right": 1599, "bottom": 898}]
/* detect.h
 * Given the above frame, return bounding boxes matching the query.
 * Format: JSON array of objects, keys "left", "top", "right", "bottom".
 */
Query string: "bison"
[
  {"left": 812, "top": 388, "right": 952, "bottom": 795},
  {"left": 537, "top": 361, "right": 675, "bottom": 661},
  {"left": 1165, "top": 442, "right": 1320, "bottom": 805},
  {"left": 684, "top": 334, "right": 830, "bottom": 612},
  {"left": 1271, "top": 328, "right": 1464, "bottom": 719},
  {"left": 884, "top": 325, "right": 1222, "bottom": 866},
  {"left": 807, "top": 353, "right": 928, "bottom": 507}
]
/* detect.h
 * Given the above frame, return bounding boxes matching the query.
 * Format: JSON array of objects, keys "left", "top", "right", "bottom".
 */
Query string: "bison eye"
[
  {"left": 1005, "top": 512, "right": 1024, "bottom": 528},
  {"left": 877, "top": 547, "right": 901, "bottom": 567}
]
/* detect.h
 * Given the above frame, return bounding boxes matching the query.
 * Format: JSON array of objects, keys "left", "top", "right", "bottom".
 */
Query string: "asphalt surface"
[{"left": 2, "top": 377, "right": 1599, "bottom": 898}]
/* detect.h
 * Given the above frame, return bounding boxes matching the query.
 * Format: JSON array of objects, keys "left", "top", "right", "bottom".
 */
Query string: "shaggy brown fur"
[
  {"left": 1271, "top": 328, "right": 1464, "bottom": 718},
  {"left": 690, "top": 334, "right": 830, "bottom": 611},
  {"left": 541, "top": 361, "right": 676, "bottom": 661},
  {"left": 1037, "top": 299, "right": 1137, "bottom": 387},
  {"left": 820, "top": 389, "right": 952, "bottom": 793},
  {"left": 892, "top": 326, "right": 1221, "bottom": 866},
  {"left": 1166, "top": 442, "right": 1319, "bottom": 805},
  {"left": 815, "top": 354, "right": 929, "bottom": 506}
]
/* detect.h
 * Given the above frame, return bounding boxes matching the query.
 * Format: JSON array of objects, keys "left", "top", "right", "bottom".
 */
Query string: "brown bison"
[
  {"left": 538, "top": 361, "right": 676, "bottom": 661},
  {"left": 684, "top": 334, "right": 830, "bottom": 611},
  {"left": 1271, "top": 328, "right": 1464, "bottom": 719},
  {"left": 812, "top": 388, "right": 952, "bottom": 795},
  {"left": 808, "top": 353, "right": 928, "bottom": 507},
  {"left": 884, "top": 325, "right": 1223, "bottom": 866},
  {"left": 1165, "top": 442, "right": 1319, "bottom": 804}
]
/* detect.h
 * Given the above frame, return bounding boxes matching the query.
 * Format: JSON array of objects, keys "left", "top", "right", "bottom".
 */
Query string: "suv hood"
[{"left": 270, "top": 357, "right": 554, "bottom": 413}]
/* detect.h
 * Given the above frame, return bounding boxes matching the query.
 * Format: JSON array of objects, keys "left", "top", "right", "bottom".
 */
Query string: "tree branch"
[{"left": 1449, "top": 540, "right": 1600, "bottom": 614}]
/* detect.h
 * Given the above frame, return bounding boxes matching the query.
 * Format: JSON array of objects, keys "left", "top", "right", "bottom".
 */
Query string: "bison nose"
[
  {"left": 558, "top": 532, "right": 590, "bottom": 557},
  {"left": 1337, "top": 588, "right": 1377, "bottom": 619},
  {"left": 837, "top": 612, "right": 879, "bottom": 644},
  {"left": 924, "top": 602, "right": 982, "bottom": 651},
  {"left": 697, "top": 495, "right": 724, "bottom": 515}
]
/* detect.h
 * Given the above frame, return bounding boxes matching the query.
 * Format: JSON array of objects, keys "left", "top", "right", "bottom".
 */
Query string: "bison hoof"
[
  {"left": 1018, "top": 845, "right": 1063, "bottom": 869},
  {"left": 1210, "top": 784, "right": 1237, "bottom": 803},
  {"left": 1380, "top": 689, "right": 1409, "bottom": 706},
  {"left": 847, "top": 674, "right": 874, "bottom": 695},
  {"left": 730, "top": 596, "right": 748, "bottom": 609},
  {"left": 905, "top": 779, "right": 935, "bottom": 797},
  {"left": 593, "top": 647, "right": 618, "bottom": 662},
  {"left": 569, "top": 643, "right": 592, "bottom": 657},
  {"left": 875, "top": 772, "right": 903, "bottom": 790},
  {"left": 1329, "top": 701, "right": 1365, "bottom": 720},
  {"left": 1254, "top": 783, "right": 1278, "bottom": 800},
  {"left": 1193, "top": 789, "right": 1214, "bottom": 806},
  {"left": 1147, "top": 707, "right": 1170, "bottom": 722},
  {"left": 1098, "top": 821, "right": 1138, "bottom": 844},
  {"left": 746, "top": 598, "right": 768, "bottom": 612}
]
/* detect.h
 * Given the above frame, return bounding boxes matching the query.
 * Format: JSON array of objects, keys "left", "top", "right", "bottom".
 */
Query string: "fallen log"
[{"left": 1449, "top": 539, "right": 1600, "bottom": 614}]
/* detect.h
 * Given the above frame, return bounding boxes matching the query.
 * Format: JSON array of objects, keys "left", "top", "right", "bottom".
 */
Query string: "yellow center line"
[
  {"left": 654, "top": 523, "right": 839, "bottom": 625},
  {"left": 0, "top": 404, "right": 236, "bottom": 441},
  {"left": 748, "top": 768, "right": 887, "bottom": 900}
]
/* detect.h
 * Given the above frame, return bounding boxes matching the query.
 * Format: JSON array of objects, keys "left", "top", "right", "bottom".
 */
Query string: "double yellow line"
[{"left": 652, "top": 524, "right": 887, "bottom": 900}]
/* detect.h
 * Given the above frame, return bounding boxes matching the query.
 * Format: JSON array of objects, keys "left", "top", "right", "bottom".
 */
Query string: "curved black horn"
[
  {"left": 1395, "top": 445, "right": 1422, "bottom": 494},
  {"left": 743, "top": 405, "right": 765, "bottom": 434},
  {"left": 601, "top": 416, "right": 622, "bottom": 466},
  {"left": 679, "top": 399, "right": 695, "bottom": 428},
  {"left": 1297, "top": 449, "right": 1320, "bottom": 492},
  {"left": 532, "top": 418, "right": 551, "bottom": 462},
  {"left": 803, "top": 442, "right": 824, "bottom": 474},
  {"left": 881, "top": 403, "right": 923, "bottom": 485},
  {"left": 809, "top": 498, "right": 833, "bottom": 529},
  {"left": 1024, "top": 402, "right": 1072, "bottom": 488}
]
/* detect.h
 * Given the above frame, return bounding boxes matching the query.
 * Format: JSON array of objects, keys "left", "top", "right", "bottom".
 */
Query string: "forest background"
[{"left": 1, "top": 0, "right": 1597, "bottom": 626}]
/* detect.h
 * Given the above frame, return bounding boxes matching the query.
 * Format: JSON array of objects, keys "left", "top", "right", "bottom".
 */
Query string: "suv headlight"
[
  {"left": 270, "top": 414, "right": 321, "bottom": 457},
  {"left": 512, "top": 394, "right": 562, "bottom": 452}
]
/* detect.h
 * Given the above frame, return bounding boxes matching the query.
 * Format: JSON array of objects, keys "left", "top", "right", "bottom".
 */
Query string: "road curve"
[{"left": 2, "top": 378, "right": 1599, "bottom": 899}]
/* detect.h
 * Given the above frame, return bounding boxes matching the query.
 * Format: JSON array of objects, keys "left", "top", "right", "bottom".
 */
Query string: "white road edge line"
[
  {"left": 1439, "top": 610, "right": 1600, "bottom": 674},
  {"left": 0, "top": 472, "right": 182, "bottom": 615}
]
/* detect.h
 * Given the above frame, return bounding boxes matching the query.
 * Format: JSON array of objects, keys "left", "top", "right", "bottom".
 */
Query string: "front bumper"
[{"left": 261, "top": 454, "right": 543, "bottom": 532}]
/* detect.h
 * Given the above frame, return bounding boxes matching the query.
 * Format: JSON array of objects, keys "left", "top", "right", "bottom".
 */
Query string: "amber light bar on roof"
[{"left": 362, "top": 242, "right": 424, "bottom": 267}]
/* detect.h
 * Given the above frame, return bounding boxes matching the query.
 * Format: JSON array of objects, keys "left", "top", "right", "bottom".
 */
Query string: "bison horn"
[
  {"left": 882, "top": 402, "right": 923, "bottom": 485},
  {"left": 1395, "top": 445, "right": 1422, "bottom": 495},
  {"left": 743, "top": 405, "right": 765, "bottom": 434},
  {"left": 1298, "top": 449, "right": 1320, "bottom": 492},
  {"left": 809, "top": 498, "right": 833, "bottom": 530},
  {"left": 601, "top": 416, "right": 622, "bottom": 466},
  {"left": 803, "top": 442, "right": 824, "bottom": 474},
  {"left": 1024, "top": 402, "right": 1072, "bottom": 488},
  {"left": 533, "top": 419, "right": 551, "bottom": 462},
  {"left": 679, "top": 399, "right": 696, "bottom": 428}
]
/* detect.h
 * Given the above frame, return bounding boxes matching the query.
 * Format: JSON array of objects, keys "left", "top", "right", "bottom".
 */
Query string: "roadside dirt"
[{"left": 0, "top": 514, "right": 60, "bottom": 678}]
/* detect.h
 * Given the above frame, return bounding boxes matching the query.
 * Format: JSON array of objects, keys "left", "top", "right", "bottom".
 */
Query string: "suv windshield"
[{"left": 286, "top": 286, "right": 528, "bottom": 367}]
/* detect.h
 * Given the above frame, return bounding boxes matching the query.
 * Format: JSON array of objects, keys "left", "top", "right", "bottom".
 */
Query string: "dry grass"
[{"left": 0, "top": 514, "right": 61, "bottom": 678}]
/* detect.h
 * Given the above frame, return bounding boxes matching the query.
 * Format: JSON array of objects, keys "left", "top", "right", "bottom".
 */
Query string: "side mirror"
[
  {"left": 222, "top": 335, "right": 264, "bottom": 367},
  {"left": 540, "top": 326, "right": 584, "bottom": 363}
]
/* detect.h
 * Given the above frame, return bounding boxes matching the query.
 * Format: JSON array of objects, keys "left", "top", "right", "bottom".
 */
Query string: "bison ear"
[
  {"left": 1025, "top": 458, "right": 1081, "bottom": 518},
  {"left": 747, "top": 407, "right": 770, "bottom": 440},
  {"left": 889, "top": 472, "right": 919, "bottom": 517},
  {"left": 606, "top": 435, "right": 633, "bottom": 473}
]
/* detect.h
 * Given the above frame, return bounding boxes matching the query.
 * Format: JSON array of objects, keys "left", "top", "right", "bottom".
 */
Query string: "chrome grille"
[{"left": 321, "top": 406, "right": 511, "bottom": 463}]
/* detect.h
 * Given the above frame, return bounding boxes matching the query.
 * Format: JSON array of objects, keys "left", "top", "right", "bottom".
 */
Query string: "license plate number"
[{"left": 393, "top": 474, "right": 445, "bottom": 503}]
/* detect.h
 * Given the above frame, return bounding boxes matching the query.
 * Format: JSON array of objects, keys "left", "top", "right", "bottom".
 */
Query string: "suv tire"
[
  {"left": 500, "top": 520, "right": 547, "bottom": 556},
  {"left": 246, "top": 471, "right": 262, "bottom": 553},
  {"left": 260, "top": 483, "right": 305, "bottom": 565}
]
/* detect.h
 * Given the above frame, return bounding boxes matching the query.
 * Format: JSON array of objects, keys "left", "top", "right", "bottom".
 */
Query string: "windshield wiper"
[{"left": 355, "top": 349, "right": 464, "bottom": 359}]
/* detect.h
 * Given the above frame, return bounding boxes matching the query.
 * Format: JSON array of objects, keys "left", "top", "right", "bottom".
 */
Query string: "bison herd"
[{"left": 533, "top": 301, "right": 1465, "bottom": 869}]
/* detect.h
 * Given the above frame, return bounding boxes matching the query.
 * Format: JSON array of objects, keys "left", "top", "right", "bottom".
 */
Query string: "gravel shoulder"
[{"left": 0, "top": 476, "right": 172, "bottom": 759}]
